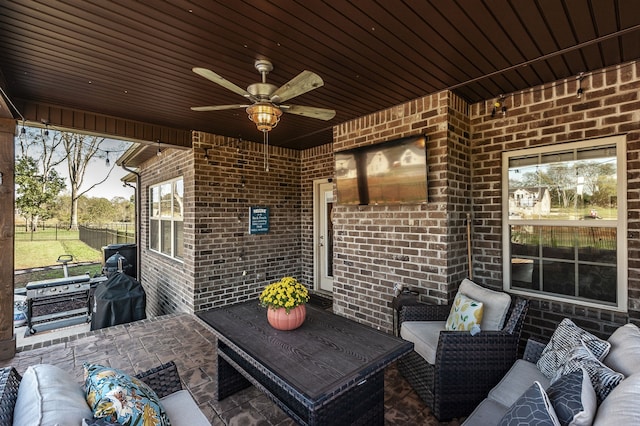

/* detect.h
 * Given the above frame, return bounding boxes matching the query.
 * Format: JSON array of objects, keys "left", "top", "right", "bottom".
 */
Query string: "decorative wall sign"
[{"left": 249, "top": 206, "right": 270, "bottom": 234}]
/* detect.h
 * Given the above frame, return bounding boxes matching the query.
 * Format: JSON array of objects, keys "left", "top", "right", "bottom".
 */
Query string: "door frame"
[{"left": 313, "top": 178, "right": 334, "bottom": 293}]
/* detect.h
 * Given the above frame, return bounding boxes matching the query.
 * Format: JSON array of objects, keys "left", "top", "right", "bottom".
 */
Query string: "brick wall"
[
  {"left": 191, "top": 133, "right": 304, "bottom": 311},
  {"left": 136, "top": 60, "right": 639, "bottom": 343},
  {"left": 300, "top": 143, "right": 334, "bottom": 286},
  {"left": 331, "top": 92, "right": 472, "bottom": 332},
  {"left": 139, "top": 147, "right": 194, "bottom": 316},
  {"left": 139, "top": 132, "right": 304, "bottom": 315},
  {"left": 469, "top": 60, "right": 640, "bottom": 340}
]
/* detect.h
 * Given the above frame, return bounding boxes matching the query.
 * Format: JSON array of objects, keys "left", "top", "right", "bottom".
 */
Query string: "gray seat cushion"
[
  {"left": 462, "top": 397, "right": 510, "bottom": 426},
  {"left": 399, "top": 321, "right": 446, "bottom": 364},
  {"left": 161, "top": 390, "right": 211, "bottom": 426},
  {"left": 488, "top": 359, "right": 550, "bottom": 407}
]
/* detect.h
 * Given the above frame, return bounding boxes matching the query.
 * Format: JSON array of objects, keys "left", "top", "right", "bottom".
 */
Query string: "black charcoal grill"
[{"left": 25, "top": 274, "right": 107, "bottom": 336}]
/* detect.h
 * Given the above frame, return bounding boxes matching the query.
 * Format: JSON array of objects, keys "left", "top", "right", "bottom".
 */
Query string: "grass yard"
[
  {"left": 14, "top": 227, "right": 79, "bottom": 241},
  {"left": 14, "top": 232, "right": 110, "bottom": 287},
  {"left": 14, "top": 264, "right": 103, "bottom": 288},
  {"left": 14, "top": 239, "right": 102, "bottom": 288},
  {"left": 15, "top": 240, "right": 101, "bottom": 270}
]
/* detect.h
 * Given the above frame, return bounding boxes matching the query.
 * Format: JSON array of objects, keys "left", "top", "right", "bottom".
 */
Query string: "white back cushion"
[
  {"left": 161, "top": 390, "right": 211, "bottom": 426},
  {"left": 593, "top": 372, "right": 640, "bottom": 425},
  {"left": 604, "top": 323, "right": 640, "bottom": 377},
  {"left": 459, "top": 278, "right": 511, "bottom": 330},
  {"left": 13, "top": 364, "right": 92, "bottom": 426}
]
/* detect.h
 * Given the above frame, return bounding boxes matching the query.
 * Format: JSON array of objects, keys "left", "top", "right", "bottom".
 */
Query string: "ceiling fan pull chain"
[{"left": 263, "top": 131, "right": 269, "bottom": 172}]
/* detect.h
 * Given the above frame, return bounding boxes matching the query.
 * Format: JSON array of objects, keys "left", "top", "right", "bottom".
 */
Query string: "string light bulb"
[
  {"left": 105, "top": 151, "right": 110, "bottom": 166},
  {"left": 19, "top": 121, "right": 26, "bottom": 142},
  {"left": 491, "top": 95, "right": 507, "bottom": 118},
  {"left": 577, "top": 72, "right": 585, "bottom": 98}
]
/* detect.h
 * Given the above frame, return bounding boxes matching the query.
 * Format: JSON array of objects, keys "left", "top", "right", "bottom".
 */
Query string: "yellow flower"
[{"left": 258, "top": 276, "right": 310, "bottom": 313}]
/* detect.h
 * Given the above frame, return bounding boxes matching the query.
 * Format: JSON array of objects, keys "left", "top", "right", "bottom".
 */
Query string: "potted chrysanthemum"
[{"left": 259, "top": 276, "right": 310, "bottom": 330}]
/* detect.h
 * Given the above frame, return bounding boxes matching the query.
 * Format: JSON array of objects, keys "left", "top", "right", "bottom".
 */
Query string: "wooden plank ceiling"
[{"left": 0, "top": 0, "right": 638, "bottom": 151}]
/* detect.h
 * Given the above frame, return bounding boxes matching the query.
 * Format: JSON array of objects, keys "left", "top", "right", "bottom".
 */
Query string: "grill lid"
[{"left": 26, "top": 275, "right": 91, "bottom": 290}]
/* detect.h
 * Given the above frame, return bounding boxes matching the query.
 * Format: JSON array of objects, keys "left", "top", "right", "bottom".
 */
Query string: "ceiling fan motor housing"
[
  {"left": 254, "top": 59, "right": 274, "bottom": 75},
  {"left": 247, "top": 83, "right": 278, "bottom": 101}
]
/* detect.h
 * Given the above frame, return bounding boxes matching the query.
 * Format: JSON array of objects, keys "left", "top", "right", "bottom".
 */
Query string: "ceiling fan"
[{"left": 190, "top": 59, "right": 336, "bottom": 132}]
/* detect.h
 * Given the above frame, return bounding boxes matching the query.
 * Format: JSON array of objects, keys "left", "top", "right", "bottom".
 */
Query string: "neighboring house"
[
  {"left": 399, "top": 147, "right": 424, "bottom": 167},
  {"left": 367, "top": 150, "right": 390, "bottom": 176},
  {"left": 334, "top": 154, "right": 357, "bottom": 179},
  {"left": 509, "top": 187, "right": 551, "bottom": 217}
]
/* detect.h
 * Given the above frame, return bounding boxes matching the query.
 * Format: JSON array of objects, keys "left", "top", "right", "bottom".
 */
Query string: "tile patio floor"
[{"left": 1, "top": 313, "right": 463, "bottom": 425}]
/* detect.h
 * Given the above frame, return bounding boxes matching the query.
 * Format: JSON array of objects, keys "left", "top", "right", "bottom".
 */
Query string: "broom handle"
[{"left": 467, "top": 213, "right": 472, "bottom": 280}]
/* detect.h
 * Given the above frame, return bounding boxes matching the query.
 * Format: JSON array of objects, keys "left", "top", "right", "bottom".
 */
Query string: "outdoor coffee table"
[{"left": 197, "top": 300, "right": 413, "bottom": 425}]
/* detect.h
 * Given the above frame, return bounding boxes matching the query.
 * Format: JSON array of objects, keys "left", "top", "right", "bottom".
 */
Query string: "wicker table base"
[{"left": 198, "top": 301, "right": 413, "bottom": 426}]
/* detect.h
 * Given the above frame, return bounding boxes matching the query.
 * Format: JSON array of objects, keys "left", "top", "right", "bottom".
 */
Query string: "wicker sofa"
[
  {"left": 463, "top": 321, "right": 640, "bottom": 425},
  {"left": 397, "top": 279, "right": 529, "bottom": 421},
  {"left": 0, "top": 361, "right": 210, "bottom": 425}
]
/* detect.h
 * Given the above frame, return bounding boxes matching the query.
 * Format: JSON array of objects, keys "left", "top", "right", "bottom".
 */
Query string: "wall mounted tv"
[{"left": 334, "top": 134, "right": 427, "bottom": 205}]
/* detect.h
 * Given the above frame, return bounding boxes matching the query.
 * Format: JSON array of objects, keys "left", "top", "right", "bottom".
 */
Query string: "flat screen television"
[{"left": 334, "top": 134, "right": 427, "bottom": 205}]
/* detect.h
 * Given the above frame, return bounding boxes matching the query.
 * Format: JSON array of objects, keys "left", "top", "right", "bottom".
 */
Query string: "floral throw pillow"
[
  {"left": 84, "top": 363, "right": 171, "bottom": 426},
  {"left": 445, "top": 292, "right": 484, "bottom": 331}
]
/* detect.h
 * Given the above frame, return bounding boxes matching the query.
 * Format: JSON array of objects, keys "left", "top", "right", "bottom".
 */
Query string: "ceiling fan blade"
[
  {"left": 281, "top": 105, "right": 336, "bottom": 121},
  {"left": 190, "top": 104, "right": 249, "bottom": 112},
  {"left": 192, "top": 67, "right": 256, "bottom": 101},
  {"left": 270, "top": 70, "right": 324, "bottom": 103}
]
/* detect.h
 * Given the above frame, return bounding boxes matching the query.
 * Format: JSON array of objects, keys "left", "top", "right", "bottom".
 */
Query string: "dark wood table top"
[{"left": 198, "top": 300, "right": 413, "bottom": 401}]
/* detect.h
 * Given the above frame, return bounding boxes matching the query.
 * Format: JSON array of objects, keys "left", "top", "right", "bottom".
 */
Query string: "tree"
[
  {"left": 60, "top": 132, "right": 118, "bottom": 229},
  {"left": 83, "top": 197, "right": 117, "bottom": 223},
  {"left": 15, "top": 156, "right": 66, "bottom": 231},
  {"left": 17, "top": 127, "right": 66, "bottom": 169},
  {"left": 51, "top": 194, "right": 72, "bottom": 224},
  {"left": 15, "top": 128, "right": 68, "bottom": 230},
  {"left": 590, "top": 175, "right": 617, "bottom": 207},
  {"left": 575, "top": 161, "right": 616, "bottom": 204},
  {"left": 112, "top": 196, "right": 135, "bottom": 223}
]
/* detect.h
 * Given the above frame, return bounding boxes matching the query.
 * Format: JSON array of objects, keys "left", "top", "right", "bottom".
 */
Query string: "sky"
[
  {"left": 56, "top": 138, "right": 136, "bottom": 200},
  {"left": 17, "top": 129, "right": 136, "bottom": 200},
  {"left": 65, "top": 158, "right": 136, "bottom": 200}
]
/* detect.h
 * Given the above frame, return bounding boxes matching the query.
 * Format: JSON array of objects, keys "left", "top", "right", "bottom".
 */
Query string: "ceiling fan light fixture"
[{"left": 246, "top": 103, "right": 282, "bottom": 132}]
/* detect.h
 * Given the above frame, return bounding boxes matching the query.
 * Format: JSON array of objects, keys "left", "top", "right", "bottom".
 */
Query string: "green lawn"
[
  {"left": 14, "top": 239, "right": 101, "bottom": 270},
  {"left": 14, "top": 239, "right": 103, "bottom": 287},
  {"left": 14, "top": 227, "right": 79, "bottom": 241},
  {"left": 14, "top": 264, "right": 103, "bottom": 288}
]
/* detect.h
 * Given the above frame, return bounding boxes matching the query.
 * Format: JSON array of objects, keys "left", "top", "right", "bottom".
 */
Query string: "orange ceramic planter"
[{"left": 267, "top": 304, "right": 306, "bottom": 330}]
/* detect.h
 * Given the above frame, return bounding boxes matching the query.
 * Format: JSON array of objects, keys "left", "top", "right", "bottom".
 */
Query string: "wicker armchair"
[{"left": 397, "top": 297, "right": 529, "bottom": 421}]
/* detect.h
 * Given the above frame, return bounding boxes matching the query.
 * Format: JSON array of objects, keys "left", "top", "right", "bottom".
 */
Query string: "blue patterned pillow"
[
  {"left": 547, "top": 369, "right": 597, "bottom": 426},
  {"left": 537, "top": 318, "right": 610, "bottom": 379},
  {"left": 83, "top": 419, "right": 123, "bottom": 426},
  {"left": 84, "top": 363, "right": 171, "bottom": 426},
  {"left": 555, "top": 342, "right": 623, "bottom": 404},
  {"left": 498, "top": 381, "right": 560, "bottom": 426}
]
